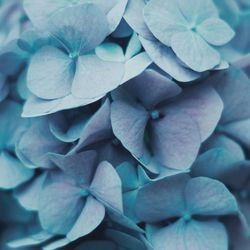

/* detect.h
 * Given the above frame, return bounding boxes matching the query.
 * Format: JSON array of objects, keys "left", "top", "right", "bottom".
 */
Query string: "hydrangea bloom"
[
  {"left": 136, "top": 174, "right": 240, "bottom": 250},
  {"left": 111, "top": 69, "right": 223, "bottom": 176},
  {"left": 1, "top": 1, "right": 250, "bottom": 250},
  {"left": 125, "top": 0, "right": 234, "bottom": 81}
]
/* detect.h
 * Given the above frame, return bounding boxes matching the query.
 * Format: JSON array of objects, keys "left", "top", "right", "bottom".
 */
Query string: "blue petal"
[
  {"left": 140, "top": 37, "right": 201, "bottom": 82},
  {"left": 143, "top": 0, "right": 188, "bottom": 46},
  {"left": 223, "top": 119, "right": 250, "bottom": 150},
  {"left": 116, "top": 162, "right": 138, "bottom": 191},
  {"left": 151, "top": 108, "right": 200, "bottom": 170},
  {"left": 71, "top": 54, "right": 124, "bottom": 99},
  {"left": 178, "top": 0, "right": 219, "bottom": 23},
  {"left": 123, "top": 69, "right": 181, "bottom": 109},
  {"left": 203, "top": 134, "right": 245, "bottom": 162},
  {"left": 17, "top": 117, "right": 68, "bottom": 168},
  {"left": 151, "top": 219, "right": 228, "bottom": 250},
  {"left": 125, "top": 33, "right": 142, "bottom": 60},
  {"left": 171, "top": 31, "right": 220, "bottom": 72},
  {"left": 23, "top": 0, "right": 113, "bottom": 30},
  {"left": 111, "top": 100, "right": 149, "bottom": 158},
  {"left": 14, "top": 173, "right": 47, "bottom": 211},
  {"left": 212, "top": 68, "right": 250, "bottom": 123},
  {"left": 7, "top": 231, "right": 53, "bottom": 248},
  {"left": 90, "top": 161, "right": 123, "bottom": 212},
  {"left": 124, "top": 0, "right": 154, "bottom": 40},
  {"left": 122, "top": 52, "right": 152, "bottom": 84},
  {"left": 197, "top": 18, "right": 235, "bottom": 46},
  {"left": 95, "top": 43, "right": 125, "bottom": 62},
  {"left": 136, "top": 175, "right": 189, "bottom": 222},
  {"left": 192, "top": 148, "right": 242, "bottom": 180},
  {"left": 107, "top": 0, "right": 128, "bottom": 33},
  {"left": 172, "top": 85, "right": 223, "bottom": 142},
  {"left": 38, "top": 171, "right": 83, "bottom": 235},
  {"left": 27, "top": 46, "right": 73, "bottom": 100},
  {"left": 47, "top": 4, "right": 109, "bottom": 54},
  {"left": 67, "top": 196, "right": 105, "bottom": 241},
  {"left": 22, "top": 94, "right": 101, "bottom": 117},
  {"left": 50, "top": 151, "right": 97, "bottom": 187},
  {"left": 73, "top": 99, "right": 112, "bottom": 151},
  {"left": 185, "top": 177, "right": 239, "bottom": 216},
  {"left": 0, "top": 151, "right": 34, "bottom": 189}
]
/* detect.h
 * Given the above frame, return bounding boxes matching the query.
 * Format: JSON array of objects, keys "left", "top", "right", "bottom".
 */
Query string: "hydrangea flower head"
[{"left": 125, "top": 0, "right": 235, "bottom": 81}]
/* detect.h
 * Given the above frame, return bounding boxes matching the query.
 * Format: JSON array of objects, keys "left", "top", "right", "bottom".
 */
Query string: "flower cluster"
[{"left": 0, "top": 0, "right": 250, "bottom": 249}]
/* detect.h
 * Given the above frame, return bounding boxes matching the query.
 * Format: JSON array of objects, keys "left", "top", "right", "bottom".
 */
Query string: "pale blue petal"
[
  {"left": 136, "top": 175, "right": 189, "bottom": 222},
  {"left": 22, "top": 95, "right": 61, "bottom": 117},
  {"left": 23, "top": 0, "right": 110, "bottom": 28},
  {"left": 191, "top": 148, "right": 241, "bottom": 180},
  {"left": 38, "top": 172, "right": 83, "bottom": 235},
  {"left": 111, "top": 100, "right": 149, "bottom": 158},
  {"left": 90, "top": 161, "right": 123, "bottom": 212},
  {"left": 116, "top": 162, "right": 138, "bottom": 191},
  {"left": 49, "top": 151, "right": 97, "bottom": 186},
  {"left": 140, "top": 37, "right": 200, "bottom": 82},
  {"left": 184, "top": 220, "right": 228, "bottom": 250},
  {"left": 22, "top": 94, "right": 101, "bottom": 117},
  {"left": 197, "top": 18, "right": 235, "bottom": 46},
  {"left": 223, "top": 119, "right": 250, "bottom": 150},
  {"left": 95, "top": 43, "right": 125, "bottom": 62},
  {"left": 107, "top": 0, "right": 128, "bottom": 33},
  {"left": 7, "top": 231, "right": 53, "bottom": 248},
  {"left": 16, "top": 69, "right": 29, "bottom": 101},
  {"left": 17, "top": 117, "right": 67, "bottom": 168},
  {"left": 150, "top": 219, "right": 185, "bottom": 250},
  {"left": 123, "top": 191, "right": 139, "bottom": 222},
  {"left": 212, "top": 68, "right": 250, "bottom": 123},
  {"left": 123, "top": 69, "right": 181, "bottom": 109},
  {"left": 172, "top": 85, "right": 223, "bottom": 142},
  {"left": 124, "top": 0, "right": 154, "bottom": 40},
  {"left": 23, "top": 0, "right": 71, "bottom": 30},
  {"left": 73, "top": 99, "right": 112, "bottom": 151},
  {"left": 143, "top": 0, "right": 188, "bottom": 46},
  {"left": 122, "top": 52, "right": 152, "bottom": 83},
  {"left": 171, "top": 31, "right": 220, "bottom": 72},
  {"left": 72, "top": 54, "right": 124, "bottom": 99},
  {"left": 125, "top": 32, "right": 142, "bottom": 60},
  {"left": 185, "top": 177, "right": 239, "bottom": 216},
  {"left": 151, "top": 219, "right": 228, "bottom": 250},
  {"left": 205, "top": 134, "right": 245, "bottom": 160},
  {"left": 107, "top": 208, "right": 144, "bottom": 232},
  {"left": 213, "top": 0, "right": 239, "bottom": 28},
  {"left": 27, "top": 46, "right": 73, "bottom": 100},
  {"left": 151, "top": 109, "right": 200, "bottom": 170},
  {"left": 67, "top": 196, "right": 105, "bottom": 241},
  {"left": 14, "top": 173, "right": 47, "bottom": 211},
  {"left": 0, "top": 151, "right": 34, "bottom": 190},
  {"left": 178, "top": 0, "right": 219, "bottom": 24},
  {"left": 48, "top": 4, "right": 109, "bottom": 54}
]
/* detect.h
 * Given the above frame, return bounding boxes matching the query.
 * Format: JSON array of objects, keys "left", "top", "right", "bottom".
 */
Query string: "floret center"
[{"left": 150, "top": 110, "right": 160, "bottom": 120}]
